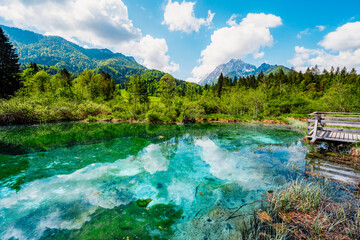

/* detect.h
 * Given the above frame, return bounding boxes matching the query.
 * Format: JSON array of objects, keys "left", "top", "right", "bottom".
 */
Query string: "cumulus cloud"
[
  {"left": 162, "top": 0, "right": 214, "bottom": 33},
  {"left": 121, "top": 35, "right": 179, "bottom": 72},
  {"left": 290, "top": 22, "right": 360, "bottom": 72},
  {"left": 188, "top": 13, "right": 282, "bottom": 82},
  {"left": 320, "top": 22, "right": 360, "bottom": 51},
  {"left": 0, "top": 0, "right": 179, "bottom": 72}
]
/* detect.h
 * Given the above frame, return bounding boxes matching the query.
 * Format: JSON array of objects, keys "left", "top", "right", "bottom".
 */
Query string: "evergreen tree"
[
  {"left": 0, "top": 27, "right": 20, "bottom": 98},
  {"left": 233, "top": 76, "right": 238, "bottom": 87},
  {"left": 60, "top": 68, "right": 72, "bottom": 86},
  {"left": 217, "top": 73, "right": 224, "bottom": 98},
  {"left": 158, "top": 73, "right": 176, "bottom": 110},
  {"left": 30, "top": 62, "right": 39, "bottom": 73}
]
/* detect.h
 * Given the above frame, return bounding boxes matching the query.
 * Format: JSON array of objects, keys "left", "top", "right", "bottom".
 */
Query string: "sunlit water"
[{"left": 0, "top": 122, "right": 358, "bottom": 239}]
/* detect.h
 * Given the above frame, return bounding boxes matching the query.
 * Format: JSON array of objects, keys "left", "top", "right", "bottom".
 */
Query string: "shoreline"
[
  {"left": 82, "top": 117, "right": 305, "bottom": 125},
  {"left": 0, "top": 116, "right": 302, "bottom": 127}
]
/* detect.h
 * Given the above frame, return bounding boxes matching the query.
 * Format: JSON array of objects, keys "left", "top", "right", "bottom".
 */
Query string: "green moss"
[
  {"left": 40, "top": 200, "right": 183, "bottom": 240},
  {"left": 136, "top": 198, "right": 152, "bottom": 208}
]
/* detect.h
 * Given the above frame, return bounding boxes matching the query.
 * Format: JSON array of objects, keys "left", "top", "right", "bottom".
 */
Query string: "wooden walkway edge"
[{"left": 306, "top": 112, "right": 360, "bottom": 143}]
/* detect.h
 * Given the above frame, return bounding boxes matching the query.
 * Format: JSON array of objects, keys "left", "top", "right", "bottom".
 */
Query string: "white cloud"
[
  {"left": 0, "top": 0, "right": 179, "bottom": 73},
  {"left": 226, "top": 14, "right": 238, "bottom": 27},
  {"left": 162, "top": 0, "right": 214, "bottom": 33},
  {"left": 297, "top": 28, "right": 311, "bottom": 39},
  {"left": 297, "top": 25, "right": 326, "bottom": 39},
  {"left": 316, "top": 25, "right": 326, "bottom": 31},
  {"left": 188, "top": 13, "right": 282, "bottom": 82},
  {"left": 121, "top": 35, "right": 179, "bottom": 72},
  {"left": 320, "top": 22, "right": 360, "bottom": 51},
  {"left": 253, "top": 51, "right": 265, "bottom": 59},
  {"left": 0, "top": 0, "right": 140, "bottom": 46},
  {"left": 290, "top": 22, "right": 360, "bottom": 72}
]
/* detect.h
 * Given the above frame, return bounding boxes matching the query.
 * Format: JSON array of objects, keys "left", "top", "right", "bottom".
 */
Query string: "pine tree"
[
  {"left": 0, "top": 27, "right": 20, "bottom": 98},
  {"left": 60, "top": 68, "right": 72, "bottom": 86},
  {"left": 30, "top": 62, "right": 39, "bottom": 73},
  {"left": 233, "top": 76, "right": 238, "bottom": 87},
  {"left": 217, "top": 73, "right": 224, "bottom": 98}
]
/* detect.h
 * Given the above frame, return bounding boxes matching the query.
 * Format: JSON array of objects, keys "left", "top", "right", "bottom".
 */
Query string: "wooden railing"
[{"left": 307, "top": 112, "right": 360, "bottom": 143}]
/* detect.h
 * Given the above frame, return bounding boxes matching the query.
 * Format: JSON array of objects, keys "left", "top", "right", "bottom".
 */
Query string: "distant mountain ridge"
[
  {"left": 198, "top": 59, "right": 290, "bottom": 86},
  {"left": 0, "top": 25, "right": 147, "bottom": 83}
]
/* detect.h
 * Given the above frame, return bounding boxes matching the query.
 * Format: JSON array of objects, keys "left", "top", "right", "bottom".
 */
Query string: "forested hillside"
[{"left": 1, "top": 25, "right": 149, "bottom": 84}]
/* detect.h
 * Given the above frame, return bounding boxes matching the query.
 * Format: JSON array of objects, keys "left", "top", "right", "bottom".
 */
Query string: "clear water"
[{"left": 0, "top": 122, "right": 322, "bottom": 239}]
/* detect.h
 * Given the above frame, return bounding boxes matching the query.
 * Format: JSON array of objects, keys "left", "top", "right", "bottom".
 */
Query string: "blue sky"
[{"left": 0, "top": 0, "right": 360, "bottom": 82}]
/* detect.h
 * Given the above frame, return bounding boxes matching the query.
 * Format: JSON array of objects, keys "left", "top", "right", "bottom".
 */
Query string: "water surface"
[{"left": 0, "top": 122, "right": 347, "bottom": 239}]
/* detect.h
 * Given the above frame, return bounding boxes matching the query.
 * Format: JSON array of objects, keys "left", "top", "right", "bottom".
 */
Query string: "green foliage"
[
  {"left": 2, "top": 30, "right": 360, "bottom": 127},
  {"left": 146, "top": 109, "right": 163, "bottom": 123},
  {"left": 0, "top": 27, "right": 21, "bottom": 98},
  {"left": 0, "top": 96, "right": 110, "bottom": 125},
  {"left": 136, "top": 198, "right": 152, "bottom": 207},
  {"left": 127, "top": 74, "right": 149, "bottom": 106},
  {"left": 179, "top": 101, "right": 205, "bottom": 123},
  {"left": 158, "top": 73, "right": 176, "bottom": 109}
]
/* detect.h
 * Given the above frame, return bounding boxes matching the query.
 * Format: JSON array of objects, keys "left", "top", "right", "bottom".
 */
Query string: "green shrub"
[
  {"left": 146, "top": 109, "right": 163, "bottom": 123},
  {"left": 180, "top": 102, "right": 205, "bottom": 123}
]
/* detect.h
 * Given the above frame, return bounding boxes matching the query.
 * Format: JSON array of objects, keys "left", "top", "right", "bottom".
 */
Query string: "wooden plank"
[
  {"left": 321, "top": 127, "right": 360, "bottom": 134},
  {"left": 322, "top": 117, "right": 360, "bottom": 121},
  {"left": 340, "top": 132, "right": 344, "bottom": 139},
  {"left": 323, "top": 123, "right": 360, "bottom": 128},
  {"left": 322, "top": 120, "right": 360, "bottom": 125},
  {"left": 321, "top": 137, "right": 357, "bottom": 143},
  {"left": 325, "top": 131, "right": 332, "bottom": 139},
  {"left": 336, "top": 132, "right": 341, "bottom": 139},
  {"left": 322, "top": 112, "right": 360, "bottom": 114},
  {"left": 332, "top": 132, "right": 337, "bottom": 139},
  {"left": 349, "top": 134, "right": 353, "bottom": 141},
  {"left": 319, "top": 131, "right": 326, "bottom": 138}
]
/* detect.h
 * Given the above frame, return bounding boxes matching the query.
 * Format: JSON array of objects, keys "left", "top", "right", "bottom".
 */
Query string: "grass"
[
  {"left": 271, "top": 178, "right": 325, "bottom": 213},
  {"left": 234, "top": 178, "right": 360, "bottom": 239},
  {"left": 267, "top": 179, "right": 359, "bottom": 239}
]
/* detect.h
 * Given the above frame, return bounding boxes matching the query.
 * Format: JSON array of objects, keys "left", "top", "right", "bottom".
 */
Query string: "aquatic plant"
[{"left": 40, "top": 200, "right": 183, "bottom": 240}]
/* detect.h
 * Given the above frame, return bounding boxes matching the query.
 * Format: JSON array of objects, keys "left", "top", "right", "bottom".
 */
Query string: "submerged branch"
[{"left": 226, "top": 199, "right": 264, "bottom": 221}]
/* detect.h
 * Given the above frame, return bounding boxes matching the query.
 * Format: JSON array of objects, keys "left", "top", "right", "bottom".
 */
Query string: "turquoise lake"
[{"left": 0, "top": 122, "right": 357, "bottom": 239}]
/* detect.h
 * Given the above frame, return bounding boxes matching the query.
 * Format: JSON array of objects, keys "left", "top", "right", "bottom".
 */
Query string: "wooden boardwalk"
[{"left": 306, "top": 112, "right": 360, "bottom": 143}]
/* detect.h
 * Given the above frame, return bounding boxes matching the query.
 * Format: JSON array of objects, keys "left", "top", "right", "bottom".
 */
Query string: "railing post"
[{"left": 311, "top": 115, "right": 319, "bottom": 143}]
